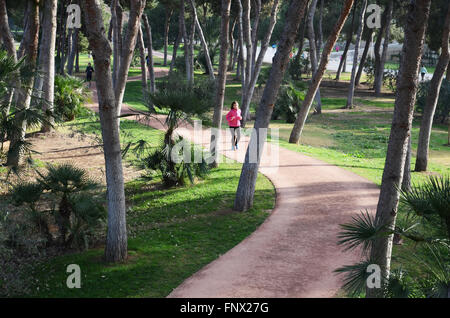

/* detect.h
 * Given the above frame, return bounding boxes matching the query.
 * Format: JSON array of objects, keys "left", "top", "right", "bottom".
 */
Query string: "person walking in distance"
[
  {"left": 420, "top": 64, "right": 428, "bottom": 81},
  {"left": 85, "top": 63, "right": 95, "bottom": 88},
  {"left": 226, "top": 101, "right": 242, "bottom": 150}
]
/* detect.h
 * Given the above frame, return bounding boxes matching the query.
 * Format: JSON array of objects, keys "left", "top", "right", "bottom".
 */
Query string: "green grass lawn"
[
  {"left": 310, "top": 97, "right": 394, "bottom": 110},
  {"left": 263, "top": 113, "right": 449, "bottom": 186},
  {"left": 122, "top": 73, "right": 449, "bottom": 188},
  {"left": 21, "top": 114, "right": 275, "bottom": 298},
  {"left": 323, "top": 71, "right": 367, "bottom": 82},
  {"left": 385, "top": 62, "right": 436, "bottom": 74},
  {"left": 73, "top": 53, "right": 169, "bottom": 80}
]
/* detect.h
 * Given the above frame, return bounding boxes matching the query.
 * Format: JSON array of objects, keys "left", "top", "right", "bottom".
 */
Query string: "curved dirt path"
[{"left": 87, "top": 70, "right": 380, "bottom": 298}]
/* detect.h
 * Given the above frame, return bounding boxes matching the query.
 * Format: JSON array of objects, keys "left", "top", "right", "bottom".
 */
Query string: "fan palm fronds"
[
  {"left": 54, "top": 75, "right": 90, "bottom": 122},
  {"left": 38, "top": 163, "right": 99, "bottom": 194},
  {"left": 11, "top": 181, "right": 43, "bottom": 207},
  {"left": 400, "top": 175, "right": 450, "bottom": 238},
  {"left": 335, "top": 258, "right": 379, "bottom": 297},
  {"left": 417, "top": 244, "right": 450, "bottom": 298},
  {"left": 337, "top": 210, "right": 391, "bottom": 255}
]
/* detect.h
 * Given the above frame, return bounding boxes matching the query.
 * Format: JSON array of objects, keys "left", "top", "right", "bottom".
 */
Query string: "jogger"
[{"left": 226, "top": 101, "right": 242, "bottom": 150}]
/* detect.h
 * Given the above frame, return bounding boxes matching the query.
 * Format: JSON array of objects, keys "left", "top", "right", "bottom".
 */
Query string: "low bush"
[
  {"left": 141, "top": 136, "right": 210, "bottom": 187},
  {"left": 416, "top": 80, "right": 450, "bottom": 124},
  {"left": 9, "top": 163, "right": 106, "bottom": 250},
  {"left": 54, "top": 75, "right": 90, "bottom": 122},
  {"left": 288, "top": 53, "right": 310, "bottom": 81},
  {"left": 363, "top": 57, "right": 398, "bottom": 93},
  {"left": 272, "top": 82, "right": 307, "bottom": 123}
]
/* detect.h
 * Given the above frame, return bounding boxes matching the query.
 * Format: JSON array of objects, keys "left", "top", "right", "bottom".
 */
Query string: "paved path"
[{"left": 87, "top": 71, "right": 380, "bottom": 298}]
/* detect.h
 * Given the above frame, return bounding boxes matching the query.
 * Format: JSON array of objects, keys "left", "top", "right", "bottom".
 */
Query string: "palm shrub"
[
  {"left": 288, "top": 53, "right": 310, "bottom": 81},
  {"left": 10, "top": 163, "right": 106, "bottom": 249},
  {"left": 257, "top": 64, "right": 292, "bottom": 88},
  {"left": 131, "top": 74, "right": 214, "bottom": 187},
  {"left": 142, "top": 136, "right": 209, "bottom": 187},
  {"left": 272, "top": 82, "right": 306, "bottom": 123},
  {"left": 173, "top": 56, "right": 187, "bottom": 74},
  {"left": 335, "top": 175, "right": 450, "bottom": 297},
  {"left": 148, "top": 73, "right": 215, "bottom": 144},
  {"left": 54, "top": 75, "right": 90, "bottom": 122},
  {"left": 399, "top": 175, "right": 450, "bottom": 240},
  {"left": 416, "top": 80, "right": 450, "bottom": 124},
  {"left": 0, "top": 50, "right": 48, "bottom": 159}
]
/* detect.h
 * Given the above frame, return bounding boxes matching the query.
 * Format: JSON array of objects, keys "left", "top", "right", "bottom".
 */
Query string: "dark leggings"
[{"left": 230, "top": 126, "right": 241, "bottom": 146}]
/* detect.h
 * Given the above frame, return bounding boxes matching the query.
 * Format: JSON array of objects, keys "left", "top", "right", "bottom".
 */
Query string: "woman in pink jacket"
[{"left": 226, "top": 101, "right": 242, "bottom": 150}]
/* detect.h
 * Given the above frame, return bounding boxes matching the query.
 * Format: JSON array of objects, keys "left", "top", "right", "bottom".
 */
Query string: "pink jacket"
[{"left": 226, "top": 109, "right": 242, "bottom": 127}]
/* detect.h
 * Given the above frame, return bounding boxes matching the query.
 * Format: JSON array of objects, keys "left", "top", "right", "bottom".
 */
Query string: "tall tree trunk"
[
  {"left": 237, "top": 0, "right": 252, "bottom": 122},
  {"left": 241, "top": 0, "right": 252, "bottom": 119},
  {"left": 237, "top": 1, "right": 246, "bottom": 92},
  {"left": 289, "top": 0, "right": 355, "bottom": 144},
  {"left": 75, "top": 41, "right": 79, "bottom": 73},
  {"left": 59, "top": 5, "right": 67, "bottom": 75},
  {"left": 317, "top": 0, "right": 324, "bottom": 60},
  {"left": 446, "top": 61, "right": 450, "bottom": 82},
  {"left": 228, "top": 17, "right": 236, "bottom": 71},
  {"left": 189, "top": 0, "right": 215, "bottom": 80},
  {"left": 293, "top": 7, "right": 308, "bottom": 80},
  {"left": 236, "top": 45, "right": 241, "bottom": 77},
  {"left": 114, "top": 0, "right": 146, "bottom": 121},
  {"left": 67, "top": 28, "right": 78, "bottom": 75},
  {"left": 163, "top": 8, "right": 173, "bottom": 66},
  {"left": 250, "top": 0, "right": 261, "bottom": 75},
  {"left": 189, "top": 5, "right": 196, "bottom": 84},
  {"left": 112, "top": 0, "right": 123, "bottom": 89},
  {"left": 137, "top": 26, "right": 148, "bottom": 101},
  {"left": 56, "top": 1, "right": 64, "bottom": 66},
  {"left": 335, "top": 2, "right": 356, "bottom": 80},
  {"left": 17, "top": 1, "right": 31, "bottom": 59},
  {"left": 374, "top": 0, "right": 393, "bottom": 96},
  {"left": 40, "top": 0, "right": 58, "bottom": 133},
  {"left": 7, "top": 0, "right": 40, "bottom": 167},
  {"left": 415, "top": 4, "right": 450, "bottom": 172},
  {"left": 81, "top": 0, "right": 146, "bottom": 263},
  {"left": 307, "top": 0, "right": 322, "bottom": 114},
  {"left": 66, "top": 28, "right": 73, "bottom": 73},
  {"left": 366, "top": 0, "right": 431, "bottom": 298},
  {"left": 373, "top": 3, "right": 388, "bottom": 91},
  {"left": 296, "top": 9, "right": 307, "bottom": 59},
  {"left": 402, "top": 136, "right": 412, "bottom": 192},
  {"left": 231, "top": 38, "right": 239, "bottom": 71},
  {"left": 346, "top": 0, "right": 367, "bottom": 109},
  {"left": 170, "top": 10, "right": 183, "bottom": 74},
  {"left": 0, "top": 0, "right": 16, "bottom": 59},
  {"left": 234, "top": 0, "right": 309, "bottom": 212},
  {"left": 108, "top": 17, "right": 113, "bottom": 41},
  {"left": 209, "top": 0, "right": 231, "bottom": 168},
  {"left": 143, "top": 14, "right": 155, "bottom": 94},
  {"left": 240, "top": 0, "right": 280, "bottom": 127},
  {"left": 0, "top": 0, "right": 18, "bottom": 117},
  {"left": 111, "top": 0, "right": 118, "bottom": 84},
  {"left": 355, "top": 28, "right": 373, "bottom": 86},
  {"left": 180, "top": 0, "right": 193, "bottom": 85}
]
